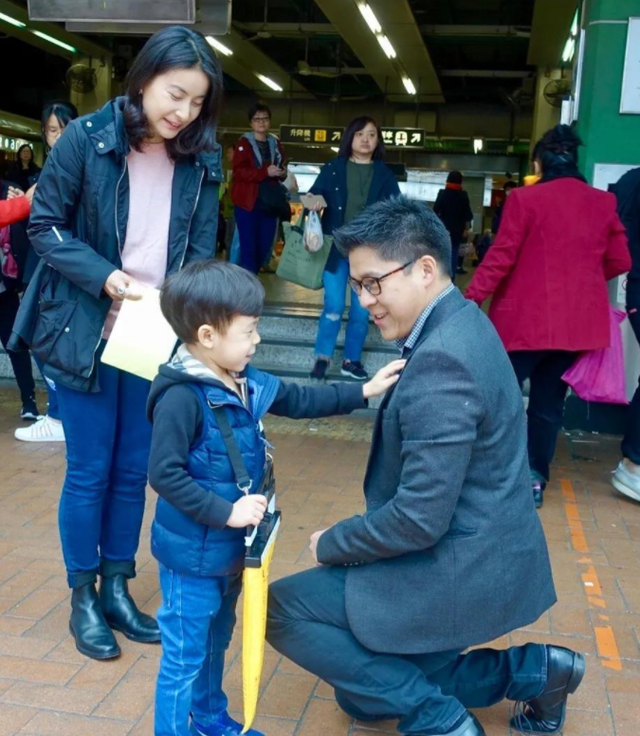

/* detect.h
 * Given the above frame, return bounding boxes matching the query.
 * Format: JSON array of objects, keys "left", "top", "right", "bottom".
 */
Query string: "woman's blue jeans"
[
  {"left": 56, "top": 360, "right": 152, "bottom": 588},
  {"left": 34, "top": 354, "right": 60, "bottom": 420},
  {"left": 314, "top": 257, "right": 370, "bottom": 362}
]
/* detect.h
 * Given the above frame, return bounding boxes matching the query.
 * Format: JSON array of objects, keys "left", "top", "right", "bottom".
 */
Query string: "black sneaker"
[
  {"left": 341, "top": 361, "right": 368, "bottom": 381},
  {"left": 310, "top": 358, "right": 330, "bottom": 381},
  {"left": 21, "top": 397, "right": 40, "bottom": 421}
]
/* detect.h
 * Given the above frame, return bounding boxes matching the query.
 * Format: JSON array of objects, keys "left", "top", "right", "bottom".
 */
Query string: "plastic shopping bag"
[
  {"left": 562, "top": 307, "right": 628, "bottom": 404},
  {"left": 303, "top": 210, "right": 324, "bottom": 253}
]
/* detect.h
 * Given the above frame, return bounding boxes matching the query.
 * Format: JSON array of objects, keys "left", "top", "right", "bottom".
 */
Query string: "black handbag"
[
  {"left": 256, "top": 180, "right": 291, "bottom": 221},
  {"left": 211, "top": 405, "right": 281, "bottom": 567}
]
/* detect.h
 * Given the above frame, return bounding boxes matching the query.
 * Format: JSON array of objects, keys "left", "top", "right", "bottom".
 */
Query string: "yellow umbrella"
[{"left": 242, "top": 501, "right": 281, "bottom": 734}]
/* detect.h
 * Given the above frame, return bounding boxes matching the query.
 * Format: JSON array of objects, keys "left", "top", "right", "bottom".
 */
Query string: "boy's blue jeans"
[
  {"left": 155, "top": 564, "right": 243, "bottom": 736},
  {"left": 314, "top": 257, "right": 370, "bottom": 362}
]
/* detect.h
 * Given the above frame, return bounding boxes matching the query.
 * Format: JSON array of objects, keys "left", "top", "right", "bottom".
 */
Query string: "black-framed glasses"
[
  {"left": 252, "top": 116, "right": 271, "bottom": 122},
  {"left": 348, "top": 260, "right": 415, "bottom": 296}
]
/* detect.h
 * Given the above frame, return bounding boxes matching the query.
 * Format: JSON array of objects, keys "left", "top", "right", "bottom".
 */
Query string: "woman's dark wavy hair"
[
  {"left": 16, "top": 144, "right": 37, "bottom": 170},
  {"left": 338, "top": 116, "right": 385, "bottom": 160},
  {"left": 532, "top": 124, "right": 582, "bottom": 176},
  {"left": 123, "top": 26, "right": 223, "bottom": 159},
  {"left": 41, "top": 100, "right": 78, "bottom": 146}
]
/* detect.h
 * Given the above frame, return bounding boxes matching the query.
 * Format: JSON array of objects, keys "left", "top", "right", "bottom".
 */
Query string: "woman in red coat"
[
  {"left": 231, "top": 102, "right": 287, "bottom": 274},
  {"left": 466, "top": 125, "right": 630, "bottom": 507}
]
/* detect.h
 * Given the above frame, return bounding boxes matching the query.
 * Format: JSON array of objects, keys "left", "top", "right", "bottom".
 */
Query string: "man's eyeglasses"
[
  {"left": 252, "top": 116, "right": 271, "bottom": 122},
  {"left": 348, "top": 260, "right": 415, "bottom": 296}
]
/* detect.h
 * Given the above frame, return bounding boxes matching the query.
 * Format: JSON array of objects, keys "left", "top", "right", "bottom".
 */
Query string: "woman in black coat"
[
  {"left": 433, "top": 171, "right": 473, "bottom": 280},
  {"left": 6, "top": 144, "right": 40, "bottom": 193},
  {"left": 307, "top": 116, "right": 400, "bottom": 382},
  {"left": 12, "top": 26, "right": 223, "bottom": 661}
]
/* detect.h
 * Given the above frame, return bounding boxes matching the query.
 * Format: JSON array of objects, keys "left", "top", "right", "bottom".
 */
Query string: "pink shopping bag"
[{"left": 562, "top": 307, "right": 628, "bottom": 404}]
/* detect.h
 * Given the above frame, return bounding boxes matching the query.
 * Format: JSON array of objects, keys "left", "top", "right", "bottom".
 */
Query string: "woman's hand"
[
  {"left": 308, "top": 202, "right": 324, "bottom": 212},
  {"left": 25, "top": 185, "right": 37, "bottom": 205},
  {"left": 363, "top": 360, "right": 407, "bottom": 399},
  {"left": 267, "top": 165, "right": 285, "bottom": 178},
  {"left": 103, "top": 270, "right": 145, "bottom": 301},
  {"left": 7, "top": 186, "right": 24, "bottom": 200}
]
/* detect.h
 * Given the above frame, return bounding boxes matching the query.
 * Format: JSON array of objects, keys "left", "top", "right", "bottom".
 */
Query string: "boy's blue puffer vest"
[{"left": 151, "top": 367, "right": 281, "bottom": 578}]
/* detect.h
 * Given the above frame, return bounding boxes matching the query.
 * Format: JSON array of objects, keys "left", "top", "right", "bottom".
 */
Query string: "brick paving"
[{"left": 0, "top": 386, "right": 639, "bottom": 735}]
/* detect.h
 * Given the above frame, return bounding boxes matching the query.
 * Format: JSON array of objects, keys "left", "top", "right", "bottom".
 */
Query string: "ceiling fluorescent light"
[
  {"left": 358, "top": 3, "right": 381, "bottom": 34},
  {"left": 473, "top": 138, "right": 483, "bottom": 154},
  {"left": 570, "top": 11, "right": 578, "bottom": 37},
  {"left": 206, "top": 36, "right": 233, "bottom": 56},
  {"left": 403, "top": 77, "right": 417, "bottom": 95},
  {"left": 32, "top": 31, "right": 76, "bottom": 53},
  {"left": 0, "top": 12, "right": 26, "bottom": 28},
  {"left": 256, "top": 74, "right": 283, "bottom": 92},
  {"left": 561, "top": 37, "right": 576, "bottom": 63},
  {"left": 377, "top": 35, "right": 396, "bottom": 59}
]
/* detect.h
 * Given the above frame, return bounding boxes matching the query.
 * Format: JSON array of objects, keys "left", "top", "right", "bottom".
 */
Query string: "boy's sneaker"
[
  {"left": 612, "top": 460, "right": 640, "bottom": 503},
  {"left": 191, "top": 712, "right": 265, "bottom": 736},
  {"left": 341, "top": 360, "right": 368, "bottom": 381},
  {"left": 20, "top": 397, "right": 40, "bottom": 421},
  {"left": 310, "top": 358, "right": 330, "bottom": 381},
  {"left": 15, "top": 415, "right": 65, "bottom": 443}
]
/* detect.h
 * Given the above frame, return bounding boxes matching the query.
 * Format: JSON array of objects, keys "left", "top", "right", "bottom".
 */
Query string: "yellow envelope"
[{"left": 101, "top": 288, "right": 177, "bottom": 382}]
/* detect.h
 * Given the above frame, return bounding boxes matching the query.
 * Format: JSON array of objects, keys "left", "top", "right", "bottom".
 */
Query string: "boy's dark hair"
[
  {"left": 334, "top": 194, "right": 452, "bottom": 276},
  {"left": 124, "top": 25, "right": 223, "bottom": 160},
  {"left": 447, "top": 170, "right": 463, "bottom": 185},
  {"left": 338, "top": 116, "right": 385, "bottom": 160},
  {"left": 248, "top": 102, "right": 272, "bottom": 121},
  {"left": 160, "top": 260, "right": 265, "bottom": 343}
]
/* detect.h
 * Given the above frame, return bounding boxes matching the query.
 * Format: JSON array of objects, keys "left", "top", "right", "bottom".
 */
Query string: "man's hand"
[
  {"left": 103, "top": 270, "right": 145, "bottom": 301},
  {"left": 267, "top": 165, "right": 285, "bottom": 178},
  {"left": 25, "top": 184, "right": 37, "bottom": 205},
  {"left": 363, "top": 360, "right": 406, "bottom": 400},
  {"left": 309, "top": 529, "right": 328, "bottom": 565},
  {"left": 227, "top": 494, "right": 268, "bottom": 528}
]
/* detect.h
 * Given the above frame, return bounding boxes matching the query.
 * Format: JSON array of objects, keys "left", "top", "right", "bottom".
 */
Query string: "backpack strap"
[{"left": 210, "top": 404, "right": 252, "bottom": 493}]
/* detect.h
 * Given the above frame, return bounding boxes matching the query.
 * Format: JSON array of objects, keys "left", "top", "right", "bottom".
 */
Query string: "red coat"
[
  {"left": 466, "top": 178, "right": 631, "bottom": 352},
  {"left": 231, "top": 135, "right": 286, "bottom": 212},
  {"left": 0, "top": 196, "right": 30, "bottom": 228}
]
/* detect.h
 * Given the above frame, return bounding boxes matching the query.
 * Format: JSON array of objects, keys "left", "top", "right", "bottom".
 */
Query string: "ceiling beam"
[
  {"left": 0, "top": 0, "right": 111, "bottom": 59},
  {"left": 439, "top": 70, "right": 533, "bottom": 78},
  {"left": 313, "top": 0, "right": 444, "bottom": 103},
  {"left": 528, "top": 0, "right": 576, "bottom": 66},
  {"left": 234, "top": 22, "right": 338, "bottom": 37},
  {"left": 420, "top": 25, "right": 531, "bottom": 38},
  {"left": 214, "top": 27, "right": 313, "bottom": 99}
]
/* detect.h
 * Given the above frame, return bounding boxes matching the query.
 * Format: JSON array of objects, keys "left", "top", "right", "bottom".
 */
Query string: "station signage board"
[{"left": 280, "top": 125, "right": 425, "bottom": 149}]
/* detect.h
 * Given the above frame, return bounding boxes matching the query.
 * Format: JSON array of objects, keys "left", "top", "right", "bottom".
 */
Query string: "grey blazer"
[{"left": 317, "top": 289, "right": 557, "bottom": 654}]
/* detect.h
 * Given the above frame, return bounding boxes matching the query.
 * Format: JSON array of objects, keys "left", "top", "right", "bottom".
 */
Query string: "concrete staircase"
[{"left": 0, "top": 305, "right": 394, "bottom": 412}]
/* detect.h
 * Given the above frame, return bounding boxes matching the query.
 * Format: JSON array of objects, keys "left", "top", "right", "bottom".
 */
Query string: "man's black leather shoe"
[
  {"left": 511, "top": 646, "right": 585, "bottom": 734},
  {"left": 100, "top": 573, "right": 161, "bottom": 643},
  {"left": 70, "top": 584, "right": 121, "bottom": 660}
]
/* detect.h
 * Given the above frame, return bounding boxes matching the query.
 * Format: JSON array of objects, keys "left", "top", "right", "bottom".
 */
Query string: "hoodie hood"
[{"left": 147, "top": 359, "right": 281, "bottom": 424}]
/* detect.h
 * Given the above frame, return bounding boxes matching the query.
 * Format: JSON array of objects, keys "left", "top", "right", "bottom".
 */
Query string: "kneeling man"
[{"left": 267, "top": 196, "right": 585, "bottom": 736}]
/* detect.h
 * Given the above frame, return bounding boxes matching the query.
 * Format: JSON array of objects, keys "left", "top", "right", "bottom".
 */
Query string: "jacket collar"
[{"left": 83, "top": 96, "right": 222, "bottom": 181}]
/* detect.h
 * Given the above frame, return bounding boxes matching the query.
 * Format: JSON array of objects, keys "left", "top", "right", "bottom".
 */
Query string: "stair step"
[
  {"left": 255, "top": 339, "right": 396, "bottom": 376},
  {"left": 258, "top": 311, "right": 389, "bottom": 349}
]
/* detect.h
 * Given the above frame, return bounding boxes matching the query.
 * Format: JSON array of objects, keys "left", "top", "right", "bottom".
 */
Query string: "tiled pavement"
[{"left": 1, "top": 386, "right": 640, "bottom": 736}]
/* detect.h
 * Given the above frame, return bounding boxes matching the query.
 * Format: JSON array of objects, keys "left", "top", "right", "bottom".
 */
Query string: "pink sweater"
[{"left": 104, "top": 142, "right": 175, "bottom": 338}]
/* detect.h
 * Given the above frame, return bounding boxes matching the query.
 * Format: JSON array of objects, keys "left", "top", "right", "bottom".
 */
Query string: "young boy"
[{"left": 148, "top": 260, "right": 404, "bottom": 736}]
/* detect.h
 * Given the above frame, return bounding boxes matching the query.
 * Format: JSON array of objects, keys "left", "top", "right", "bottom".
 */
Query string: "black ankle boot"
[
  {"left": 99, "top": 573, "right": 161, "bottom": 643},
  {"left": 70, "top": 584, "right": 121, "bottom": 660}
]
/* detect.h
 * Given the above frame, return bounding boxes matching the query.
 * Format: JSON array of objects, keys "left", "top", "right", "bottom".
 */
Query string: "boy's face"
[{"left": 200, "top": 315, "right": 261, "bottom": 373}]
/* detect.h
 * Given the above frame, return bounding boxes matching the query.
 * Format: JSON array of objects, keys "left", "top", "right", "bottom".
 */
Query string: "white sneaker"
[
  {"left": 612, "top": 461, "right": 640, "bottom": 503},
  {"left": 14, "top": 415, "right": 65, "bottom": 443}
]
